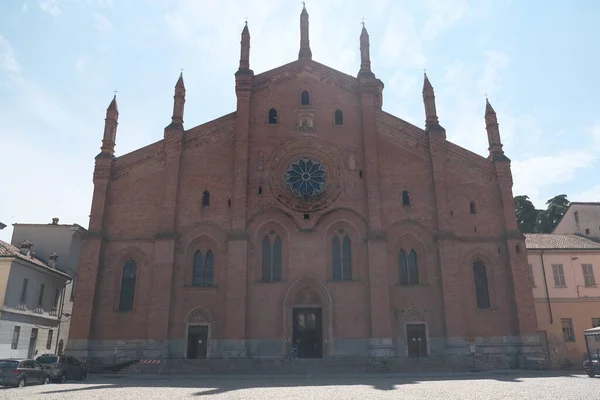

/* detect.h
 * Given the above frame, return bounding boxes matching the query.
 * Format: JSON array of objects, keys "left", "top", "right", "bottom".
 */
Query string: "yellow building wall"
[{"left": 535, "top": 299, "right": 600, "bottom": 366}]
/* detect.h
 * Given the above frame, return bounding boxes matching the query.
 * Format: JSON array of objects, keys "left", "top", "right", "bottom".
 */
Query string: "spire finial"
[
  {"left": 113, "top": 89, "right": 118, "bottom": 97},
  {"left": 298, "top": 1, "right": 312, "bottom": 59},
  {"left": 361, "top": 17, "right": 365, "bottom": 27}
]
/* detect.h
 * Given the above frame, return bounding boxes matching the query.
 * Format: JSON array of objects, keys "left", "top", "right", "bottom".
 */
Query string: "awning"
[{"left": 584, "top": 326, "right": 600, "bottom": 336}]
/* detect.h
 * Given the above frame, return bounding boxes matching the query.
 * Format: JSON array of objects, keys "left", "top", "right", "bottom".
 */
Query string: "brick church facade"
[{"left": 69, "top": 6, "right": 542, "bottom": 365}]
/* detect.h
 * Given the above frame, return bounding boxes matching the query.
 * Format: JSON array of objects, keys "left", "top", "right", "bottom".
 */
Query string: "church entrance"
[
  {"left": 406, "top": 323, "right": 428, "bottom": 358},
  {"left": 186, "top": 325, "right": 208, "bottom": 359},
  {"left": 292, "top": 307, "right": 322, "bottom": 358}
]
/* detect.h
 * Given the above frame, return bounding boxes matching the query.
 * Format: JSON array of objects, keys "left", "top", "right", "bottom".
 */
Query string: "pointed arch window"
[
  {"left": 261, "top": 231, "right": 282, "bottom": 282},
  {"left": 399, "top": 249, "right": 419, "bottom": 285},
  {"left": 473, "top": 259, "right": 490, "bottom": 309},
  {"left": 332, "top": 229, "right": 352, "bottom": 281},
  {"left": 193, "top": 250, "right": 214, "bottom": 286},
  {"left": 118, "top": 259, "right": 137, "bottom": 312},
  {"left": 402, "top": 190, "right": 411, "bottom": 206},
  {"left": 268, "top": 108, "right": 278, "bottom": 124},
  {"left": 334, "top": 109, "right": 343, "bottom": 125},
  {"left": 202, "top": 191, "right": 210, "bottom": 207},
  {"left": 469, "top": 201, "right": 477, "bottom": 214},
  {"left": 301, "top": 90, "right": 310, "bottom": 106}
]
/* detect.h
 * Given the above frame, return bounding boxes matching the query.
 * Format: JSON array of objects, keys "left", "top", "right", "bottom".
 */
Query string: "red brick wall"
[{"left": 71, "top": 62, "right": 537, "bottom": 350}]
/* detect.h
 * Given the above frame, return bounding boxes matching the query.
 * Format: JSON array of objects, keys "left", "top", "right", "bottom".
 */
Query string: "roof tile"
[
  {"left": 525, "top": 234, "right": 600, "bottom": 250},
  {"left": 0, "top": 240, "right": 71, "bottom": 278}
]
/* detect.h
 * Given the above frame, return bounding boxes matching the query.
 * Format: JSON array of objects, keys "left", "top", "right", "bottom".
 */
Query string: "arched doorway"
[
  {"left": 283, "top": 277, "right": 333, "bottom": 358},
  {"left": 401, "top": 307, "right": 429, "bottom": 358},
  {"left": 184, "top": 307, "right": 213, "bottom": 359}
]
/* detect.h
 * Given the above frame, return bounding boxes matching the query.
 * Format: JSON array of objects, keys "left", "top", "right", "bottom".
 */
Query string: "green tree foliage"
[{"left": 513, "top": 194, "right": 570, "bottom": 233}]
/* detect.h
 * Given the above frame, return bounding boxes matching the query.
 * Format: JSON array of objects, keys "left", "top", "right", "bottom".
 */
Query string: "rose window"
[{"left": 285, "top": 158, "right": 328, "bottom": 197}]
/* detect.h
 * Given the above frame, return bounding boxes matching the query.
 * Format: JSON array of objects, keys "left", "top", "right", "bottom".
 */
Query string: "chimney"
[
  {"left": 48, "top": 252, "right": 59, "bottom": 268},
  {"left": 19, "top": 240, "right": 33, "bottom": 256},
  {"left": 52, "top": 218, "right": 59, "bottom": 225},
  {"left": 0, "top": 222, "right": 6, "bottom": 230}
]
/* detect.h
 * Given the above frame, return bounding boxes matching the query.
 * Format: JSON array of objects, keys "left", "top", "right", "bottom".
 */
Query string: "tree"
[
  {"left": 545, "top": 194, "right": 570, "bottom": 231},
  {"left": 513, "top": 194, "right": 570, "bottom": 234},
  {"left": 514, "top": 195, "right": 538, "bottom": 233}
]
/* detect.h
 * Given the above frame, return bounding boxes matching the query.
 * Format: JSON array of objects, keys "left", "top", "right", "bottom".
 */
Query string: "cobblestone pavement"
[{"left": 1, "top": 373, "right": 598, "bottom": 399}]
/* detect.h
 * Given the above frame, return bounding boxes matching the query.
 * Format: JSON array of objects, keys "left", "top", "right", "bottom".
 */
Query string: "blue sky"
[{"left": 1, "top": 0, "right": 599, "bottom": 242}]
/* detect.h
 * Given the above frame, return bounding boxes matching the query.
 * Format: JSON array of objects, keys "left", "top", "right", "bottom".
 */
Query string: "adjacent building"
[
  {"left": 526, "top": 233, "right": 600, "bottom": 366},
  {"left": 553, "top": 202, "right": 600, "bottom": 242},
  {"left": 69, "top": 6, "right": 542, "bottom": 368},
  {"left": 10, "top": 218, "right": 87, "bottom": 355},
  {"left": 0, "top": 239, "right": 71, "bottom": 358}
]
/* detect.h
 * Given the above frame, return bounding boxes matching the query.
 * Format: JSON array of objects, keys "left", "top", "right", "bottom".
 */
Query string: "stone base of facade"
[{"left": 67, "top": 334, "right": 547, "bottom": 371}]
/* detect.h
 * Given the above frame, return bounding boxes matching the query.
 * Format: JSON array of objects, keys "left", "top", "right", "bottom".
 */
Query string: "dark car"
[
  {"left": 35, "top": 354, "right": 87, "bottom": 382},
  {"left": 583, "top": 354, "right": 599, "bottom": 377},
  {"left": 0, "top": 358, "right": 51, "bottom": 388}
]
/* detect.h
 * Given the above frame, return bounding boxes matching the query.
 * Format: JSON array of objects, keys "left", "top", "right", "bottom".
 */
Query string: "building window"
[
  {"left": 53, "top": 288, "right": 61, "bottom": 311},
  {"left": 20, "top": 278, "right": 28, "bottom": 303},
  {"left": 552, "top": 264, "right": 566, "bottom": 287},
  {"left": 11, "top": 326, "right": 20, "bottom": 349},
  {"left": 46, "top": 330, "right": 53, "bottom": 350},
  {"left": 529, "top": 264, "right": 535, "bottom": 287},
  {"left": 469, "top": 201, "right": 477, "bottom": 214},
  {"left": 118, "top": 259, "right": 137, "bottom": 312},
  {"left": 592, "top": 318, "right": 600, "bottom": 342},
  {"left": 473, "top": 259, "right": 491, "bottom": 310},
  {"left": 71, "top": 275, "right": 77, "bottom": 300},
  {"left": 193, "top": 250, "right": 214, "bottom": 287},
  {"left": 399, "top": 249, "right": 419, "bottom": 285},
  {"left": 37, "top": 284, "right": 45, "bottom": 307},
  {"left": 561, "top": 318, "right": 575, "bottom": 342},
  {"left": 334, "top": 109, "right": 343, "bottom": 125},
  {"left": 332, "top": 230, "right": 352, "bottom": 281},
  {"left": 268, "top": 108, "right": 278, "bottom": 124},
  {"left": 202, "top": 191, "right": 210, "bottom": 207},
  {"left": 301, "top": 90, "right": 310, "bottom": 106},
  {"left": 57, "top": 339, "right": 64, "bottom": 355},
  {"left": 402, "top": 190, "right": 410, "bottom": 206},
  {"left": 583, "top": 264, "right": 596, "bottom": 286},
  {"left": 585, "top": 228, "right": 590, "bottom": 235},
  {"left": 261, "top": 232, "right": 282, "bottom": 282},
  {"left": 515, "top": 245, "right": 521, "bottom": 254}
]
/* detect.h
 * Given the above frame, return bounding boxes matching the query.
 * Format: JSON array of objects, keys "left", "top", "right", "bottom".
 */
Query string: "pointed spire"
[
  {"left": 484, "top": 98, "right": 507, "bottom": 161},
  {"left": 108, "top": 94, "right": 118, "bottom": 113},
  {"left": 239, "top": 21, "right": 251, "bottom": 72},
  {"left": 358, "top": 23, "right": 374, "bottom": 78},
  {"left": 422, "top": 73, "right": 445, "bottom": 138},
  {"left": 298, "top": 2, "right": 312, "bottom": 59},
  {"left": 423, "top": 73, "right": 433, "bottom": 91},
  {"left": 170, "top": 71, "right": 186, "bottom": 127},
  {"left": 99, "top": 93, "right": 119, "bottom": 157},
  {"left": 176, "top": 71, "right": 184, "bottom": 88}
]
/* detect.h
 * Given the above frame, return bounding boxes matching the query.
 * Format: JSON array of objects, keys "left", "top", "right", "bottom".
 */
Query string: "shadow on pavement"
[{"left": 37, "top": 371, "right": 589, "bottom": 396}]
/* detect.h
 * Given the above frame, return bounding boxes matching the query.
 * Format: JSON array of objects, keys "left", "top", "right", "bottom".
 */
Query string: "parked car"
[
  {"left": 35, "top": 354, "right": 88, "bottom": 382},
  {"left": 583, "top": 354, "right": 599, "bottom": 378},
  {"left": 0, "top": 358, "right": 51, "bottom": 388}
]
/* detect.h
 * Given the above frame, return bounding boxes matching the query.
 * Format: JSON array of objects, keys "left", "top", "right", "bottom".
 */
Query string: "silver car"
[{"left": 35, "top": 354, "right": 88, "bottom": 382}]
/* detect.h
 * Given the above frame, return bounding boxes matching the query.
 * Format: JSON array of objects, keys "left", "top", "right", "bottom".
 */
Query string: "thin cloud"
[
  {"left": 38, "top": 0, "right": 61, "bottom": 16},
  {"left": 94, "top": 13, "right": 115, "bottom": 34},
  {"left": 0, "top": 36, "right": 21, "bottom": 74}
]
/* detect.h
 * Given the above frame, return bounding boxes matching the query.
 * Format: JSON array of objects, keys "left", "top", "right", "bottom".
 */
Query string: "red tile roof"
[
  {"left": 525, "top": 234, "right": 600, "bottom": 250},
  {"left": 0, "top": 240, "right": 71, "bottom": 279}
]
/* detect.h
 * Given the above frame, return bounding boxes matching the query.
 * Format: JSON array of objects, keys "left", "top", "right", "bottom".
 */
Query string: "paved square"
[{"left": 1, "top": 373, "right": 598, "bottom": 399}]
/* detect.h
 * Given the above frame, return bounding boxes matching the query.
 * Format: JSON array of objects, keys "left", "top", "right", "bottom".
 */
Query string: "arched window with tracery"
[
  {"left": 399, "top": 249, "right": 419, "bottom": 285},
  {"left": 193, "top": 250, "right": 214, "bottom": 287},
  {"left": 332, "top": 229, "right": 352, "bottom": 281},
  {"left": 262, "top": 231, "right": 282, "bottom": 282},
  {"left": 118, "top": 259, "right": 137, "bottom": 311},
  {"left": 473, "top": 259, "right": 490, "bottom": 309}
]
